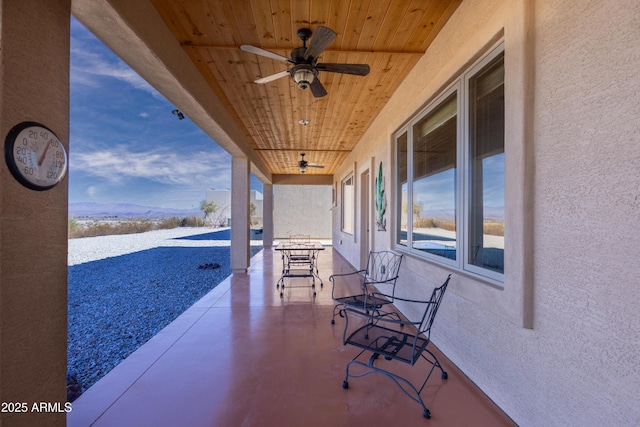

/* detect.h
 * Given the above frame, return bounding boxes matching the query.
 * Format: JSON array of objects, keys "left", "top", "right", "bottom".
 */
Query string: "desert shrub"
[
  {"left": 436, "top": 219, "right": 456, "bottom": 232},
  {"left": 156, "top": 217, "right": 183, "bottom": 229},
  {"left": 68, "top": 219, "right": 82, "bottom": 238},
  {"left": 413, "top": 217, "right": 502, "bottom": 235},
  {"left": 413, "top": 217, "right": 437, "bottom": 228},
  {"left": 483, "top": 220, "right": 504, "bottom": 236},
  {"left": 117, "top": 219, "right": 155, "bottom": 234},
  {"left": 68, "top": 216, "right": 209, "bottom": 238},
  {"left": 180, "top": 216, "right": 205, "bottom": 227},
  {"left": 413, "top": 217, "right": 456, "bottom": 232},
  {"left": 80, "top": 222, "right": 115, "bottom": 237}
]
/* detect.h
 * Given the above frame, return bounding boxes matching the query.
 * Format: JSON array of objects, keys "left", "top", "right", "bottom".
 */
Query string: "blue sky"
[
  {"left": 412, "top": 152, "right": 504, "bottom": 217},
  {"left": 69, "top": 18, "right": 261, "bottom": 209}
]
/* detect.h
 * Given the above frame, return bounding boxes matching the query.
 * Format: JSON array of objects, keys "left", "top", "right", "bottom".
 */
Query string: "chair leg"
[
  {"left": 342, "top": 357, "right": 432, "bottom": 419},
  {"left": 421, "top": 347, "right": 448, "bottom": 380},
  {"left": 312, "top": 275, "right": 317, "bottom": 297},
  {"left": 331, "top": 304, "right": 343, "bottom": 324}
]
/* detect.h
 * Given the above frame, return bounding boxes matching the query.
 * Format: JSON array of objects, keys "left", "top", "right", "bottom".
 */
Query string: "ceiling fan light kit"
[
  {"left": 240, "top": 26, "right": 370, "bottom": 98},
  {"left": 293, "top": 65, "right": 316, "bottom": 90}
]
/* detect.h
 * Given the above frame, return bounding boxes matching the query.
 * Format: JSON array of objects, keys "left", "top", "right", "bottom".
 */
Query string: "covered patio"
[
  {"left": 68, "top": 247, "right": 514, "bottom": 426},
  {"left": 1, "top": 0, "right": 638, "bottom": 425}
]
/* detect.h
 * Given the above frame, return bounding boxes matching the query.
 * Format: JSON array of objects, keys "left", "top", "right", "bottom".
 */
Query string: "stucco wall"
[
  {"left": 0, "top": 1, "right": 71, "bottom": 426},
  {"left": 332, "top": 0, "right": 640, "bottom": 425},
  {"left": 274, "top": 185, "right": 332, "bottom": 239},
  {"left": 528, "top": 0, "right": 640, "bottom": 423}
]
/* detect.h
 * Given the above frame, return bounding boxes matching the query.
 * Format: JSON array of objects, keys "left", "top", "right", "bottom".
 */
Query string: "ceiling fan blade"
[
  {"left": 310, "top": 78, "right": 327, "bottom": 98},
  {"left": 307, "top": 164, "right": 325, "bottom": 168},
  {"left": 240, "top": 45, "right": 293, "bottom": 65},
  {"left": 317, "top": 63, "right": 370, "bottom": 76},
  {"left": 254, "top": 70, "right": 290, "bottom": 84},
  {"left": 304, "top": 26, "right": 336, "bottom": 60}
]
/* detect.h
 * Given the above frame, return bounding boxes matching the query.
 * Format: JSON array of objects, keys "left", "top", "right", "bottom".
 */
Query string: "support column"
[
  {"left": 0, "top": 1, "right": 71, "bottom": 426},
  {"left": 262, "top": 183, "right": 274, "bottom": 248},
  {"left": 231, "top": 157, "right": 250, "bottom": 273}
]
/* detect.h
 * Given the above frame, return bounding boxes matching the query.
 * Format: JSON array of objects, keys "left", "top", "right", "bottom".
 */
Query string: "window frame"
[
  {"left": 462, "top": 47, "right": 506, "bottom": 282},
  {"left": 394, "top": 42, "right": 505, "bottom": 285},
  {"left": 341, "top": 173, "right": 354, "bottom": 234}
]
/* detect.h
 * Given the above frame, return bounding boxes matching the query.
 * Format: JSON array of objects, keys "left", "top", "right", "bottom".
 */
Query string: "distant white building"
[
  {"left": 205, "top": 186, "right": 331, "bottom": 239},
  {"left": 206, "top": 189, "right": 263, "bottom": 226}
]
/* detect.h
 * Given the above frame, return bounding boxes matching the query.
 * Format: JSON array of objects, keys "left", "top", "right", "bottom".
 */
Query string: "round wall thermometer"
[{"left": 5, "top": 121, "right": 68, "bottom": 191}]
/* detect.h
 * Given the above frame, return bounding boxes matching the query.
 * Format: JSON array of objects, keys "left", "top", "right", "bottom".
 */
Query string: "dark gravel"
[{"left": 67, "top": 230, "right": 262, "bottom": 397}]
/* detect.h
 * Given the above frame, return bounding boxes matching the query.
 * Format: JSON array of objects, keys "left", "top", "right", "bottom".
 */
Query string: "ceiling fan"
[
  {"left": 297, "top": 153, "right": 324, "bottom": 173},
  {"left": 240, "top": 26, "right": 370, "bottom": 98}
]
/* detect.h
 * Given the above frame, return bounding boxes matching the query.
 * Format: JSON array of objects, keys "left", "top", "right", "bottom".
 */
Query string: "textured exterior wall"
[
  {"left": 0, "top": 1, "right": 71, "bottom": 426},
  {"left": 529, "top": 0, "right": 640, "bottom": 423},
  {"left": 273, "top": 185, "right": 332, "bottom": 239},
  {"left": 332, "top": 0, "right": 640, "bottom": 425}
]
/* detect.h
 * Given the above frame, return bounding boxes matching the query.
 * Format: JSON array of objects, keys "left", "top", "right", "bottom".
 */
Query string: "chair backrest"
[
  {"left": 365, "top": 251, "right": 403, "bottom": 283},
  {"left": 282, "top": 247, "right": 318, "bottom": 267},
  {"left": 419, "top": 274, "right": 451, "bottom": 336},
  {"left": 289, "top": 234, "right": 310, "bottom": 243}
]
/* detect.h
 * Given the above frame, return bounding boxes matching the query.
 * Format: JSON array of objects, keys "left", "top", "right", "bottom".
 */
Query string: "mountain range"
[
  {"left": 422, "top": 207, "right": 504, "bottom": 221},
  {"left": 69, "top": 202, "right": 503, "bottom": 221},
  {"left": 69, "top": 202, "right": 201, "bottom": 219}
]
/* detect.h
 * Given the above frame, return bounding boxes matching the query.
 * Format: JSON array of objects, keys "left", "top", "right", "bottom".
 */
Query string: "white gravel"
[{"left": 68, "top": 227, "right": 262, "bottom": 265}]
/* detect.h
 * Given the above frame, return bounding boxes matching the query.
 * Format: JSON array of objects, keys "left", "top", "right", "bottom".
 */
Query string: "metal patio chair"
[
  {"left": 329, "top": 251, "right": 403, "bottom": 324},
  {"left": 340, "top": 274, "right": 451, "bottom": 419},
  {"left": 287, "top": 234, "right": 314, "bottom": 268}
]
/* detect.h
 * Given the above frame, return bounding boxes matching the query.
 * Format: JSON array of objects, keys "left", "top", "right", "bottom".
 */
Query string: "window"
[
  {"left": 466, "top": 53, "right": 505, "bottom": 276},
  {"left": 412, "top": 91, "right": 457, "bottom": 261},
  {"left": 341, "top": 174, "right": 354, "bottom": 234},
  {"left": 396, "top": 132, "right": 408, "bottom": 247},
  {"left": 395, "top": 45, "right": 504, "bottom": 282}
]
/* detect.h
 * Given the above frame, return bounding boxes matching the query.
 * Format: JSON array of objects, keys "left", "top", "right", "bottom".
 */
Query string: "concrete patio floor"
[{"left": 68, "top": 247, "right": 515, "bottom": 426}]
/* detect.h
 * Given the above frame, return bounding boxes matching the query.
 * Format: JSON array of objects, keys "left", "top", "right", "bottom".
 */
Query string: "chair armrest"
[
  {"left": 362, "top": 276, "right": 400, "bottom": 288},
  {"left": 361, "top": 292, "right": 434, "bottom": 325},
  {"left": 330, "top": 270, "right": 369, "bottom": 301},
  {"left": 329, "top": 270, "right": 366, "bottom": 282},
  {"left": 342, "top": 306, "right": 422, "bottom": 329}
]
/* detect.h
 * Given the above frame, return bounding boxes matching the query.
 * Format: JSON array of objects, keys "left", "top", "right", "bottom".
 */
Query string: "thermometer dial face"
[{"left": 5, "top": 122, "right": 68, "bottom": 191}]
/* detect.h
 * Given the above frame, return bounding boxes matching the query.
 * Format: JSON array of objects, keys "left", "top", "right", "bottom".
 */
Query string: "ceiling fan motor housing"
[{"left": 291, "top": 47, "right": 308, "bottom": 62}]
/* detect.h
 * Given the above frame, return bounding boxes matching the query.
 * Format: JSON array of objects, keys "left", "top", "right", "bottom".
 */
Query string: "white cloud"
[
  {"left": 70, "top": 37, "right": 162, "bottom": 99},
  {"left": 71, "top": 145, "right": 231, "bottom": 186},
  {"left": 68, "top": 18, "right": 235, "bottom": 208}
]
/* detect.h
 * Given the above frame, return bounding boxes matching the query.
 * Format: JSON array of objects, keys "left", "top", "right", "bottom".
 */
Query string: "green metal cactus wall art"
[{"left": 375, "top": 161, "right": 387, "bottom": 231}]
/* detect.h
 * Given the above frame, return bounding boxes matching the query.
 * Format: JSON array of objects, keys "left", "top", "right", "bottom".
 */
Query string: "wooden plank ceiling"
[{"left": 149, "top": 0, "right": 461, "bottom": 176}]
